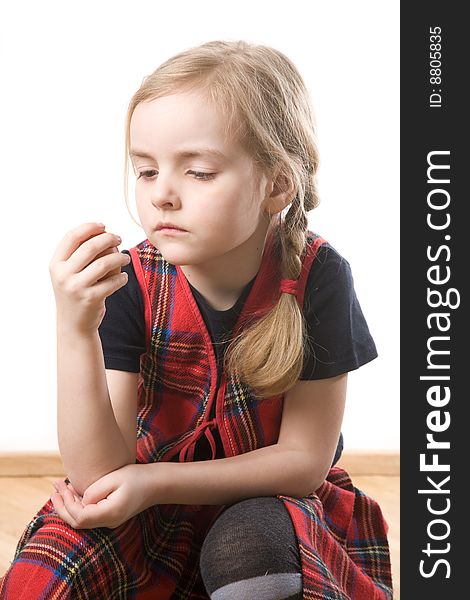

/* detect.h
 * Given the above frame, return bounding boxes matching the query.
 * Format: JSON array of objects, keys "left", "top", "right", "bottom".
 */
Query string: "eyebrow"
[{"left": 129, "top": 147, "right": 228, "bottom": 161}]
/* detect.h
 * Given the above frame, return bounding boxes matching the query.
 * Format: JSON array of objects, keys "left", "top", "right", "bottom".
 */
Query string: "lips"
[{"left": 156, "top": 223, "right": 187, "bottom": 232}]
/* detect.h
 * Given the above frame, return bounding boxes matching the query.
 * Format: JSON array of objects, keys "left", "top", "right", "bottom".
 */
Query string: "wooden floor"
[{"left": 0, "top": 473, "right": 399, "bottom": 598}]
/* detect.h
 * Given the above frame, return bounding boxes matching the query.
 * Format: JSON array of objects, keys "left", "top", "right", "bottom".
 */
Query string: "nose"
[{"left": 149, "top": 173, "right": 181, "bottom": 210}]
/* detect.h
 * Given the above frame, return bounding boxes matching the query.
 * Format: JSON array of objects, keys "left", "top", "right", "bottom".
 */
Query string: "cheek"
[
  {"left": 135, "top": 190, "right": 150, "bottom": 214},
  {"left": 224, "top": 192, "right": 259, "bottom": 226},
  {"left": 134, "top": 196, "right": 154, "bottom": 234},
  {"left": 202, "top": 195, "right": 241, "bottom": 229},
  {"left": 135, "top": 199, "right": 145, "bottom": 222},
  {"left": 212, "top": 198, "right": 259, "bottom": 242}
]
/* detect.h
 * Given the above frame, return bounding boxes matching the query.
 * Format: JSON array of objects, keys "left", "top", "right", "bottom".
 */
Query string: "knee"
[
  {"left": 200, "top": 497, "right": 302, "bottom": 599},
  {"left": 200, "top": 496, "right": 300, "bottom": 575},
  {"left": 1, "top": 511, "right": 107, "bottom": 598},
  {"left": 202, "top": 497, "right": 278, "bottom": 558}
]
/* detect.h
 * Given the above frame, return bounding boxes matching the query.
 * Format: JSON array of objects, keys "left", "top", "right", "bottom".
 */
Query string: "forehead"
[{"left": 130, "top": 92, "right": 240, "bottom": 158}]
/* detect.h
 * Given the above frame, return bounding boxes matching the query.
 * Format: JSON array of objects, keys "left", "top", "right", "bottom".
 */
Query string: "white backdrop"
[{"left": 0, "top": 1, "right": 399, "bottom": 451}]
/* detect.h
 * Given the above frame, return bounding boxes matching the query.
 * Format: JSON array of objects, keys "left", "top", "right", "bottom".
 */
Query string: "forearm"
[
  {"left": 57, "top": 327, "right": 133, "bottom": 495},
  {"left": 147, "top": 444, "right": 316, "bottom": 506}
]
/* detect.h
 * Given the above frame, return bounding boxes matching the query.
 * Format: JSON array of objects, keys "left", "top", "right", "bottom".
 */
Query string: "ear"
[{"left": 264, "top": 168, "right": 297, "bottom": 216}]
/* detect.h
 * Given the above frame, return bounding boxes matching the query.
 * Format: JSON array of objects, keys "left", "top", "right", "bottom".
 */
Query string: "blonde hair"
[{"left": 123, "top": 40, "right": 320, "bottom": 398}]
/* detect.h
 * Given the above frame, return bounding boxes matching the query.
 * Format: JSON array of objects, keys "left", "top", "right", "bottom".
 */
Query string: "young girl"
[{"left": 0, "top": 40, "right": 392, "bottom": 599}]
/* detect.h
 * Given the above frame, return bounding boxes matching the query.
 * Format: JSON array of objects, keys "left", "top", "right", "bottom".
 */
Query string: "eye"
[
  {"left": 187, "top": 171, "right": 216, "bottom": 181},
  {"left": 136, "top": 170, "right": 157, "bottom": 180}
]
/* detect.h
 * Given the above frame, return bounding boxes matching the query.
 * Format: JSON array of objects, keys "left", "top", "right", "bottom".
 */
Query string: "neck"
[{"left": 180, "top": 217, "right": 276, "bottom": 311}]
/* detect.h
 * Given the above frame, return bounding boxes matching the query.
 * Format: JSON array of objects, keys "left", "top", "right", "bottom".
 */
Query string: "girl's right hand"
[{"left": 49, "top": 222, "right": 132, "bottom": 335}]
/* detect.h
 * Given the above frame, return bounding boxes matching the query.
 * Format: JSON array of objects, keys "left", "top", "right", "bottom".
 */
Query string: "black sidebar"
[{"left": 401, "top": 3, "right": 466, "bottom": 597}]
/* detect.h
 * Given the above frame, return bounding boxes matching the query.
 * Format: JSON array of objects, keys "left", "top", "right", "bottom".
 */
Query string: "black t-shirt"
[{"left": 98, "top": 242, "right": 377, "bottom": 463}]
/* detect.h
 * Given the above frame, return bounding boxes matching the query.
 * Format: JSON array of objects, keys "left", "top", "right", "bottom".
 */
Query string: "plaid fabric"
[
  {"left": 0, "top": 468, "right": 391, "bottom": 599},
  {"left": 279, "top": 468, "right": 393, "bottom": 599},
  {"left": 0, "top": 228, "right": 393, "bottom": 598},
  {"left": 132, "top": 229, "right": 326, "bottom": 468},
  {"left": 0, "top": 497, "right": 225, "bottom": 599}
]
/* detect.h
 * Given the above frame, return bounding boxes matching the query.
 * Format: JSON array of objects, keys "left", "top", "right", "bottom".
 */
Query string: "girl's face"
[{"left": 130, "top": 91, "right": 271, "bottom": 268}]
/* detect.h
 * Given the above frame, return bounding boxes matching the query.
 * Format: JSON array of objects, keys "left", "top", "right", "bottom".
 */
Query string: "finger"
[
  {"left": 95, "top": 248, "right": 131, "bottom": 282},
  {"left": 50, "top": 222, "right": 106, "bottom": 264},
  {"left": 62, "top": 487, "right": 114, "bottom": 522},
  {"left": 66, "top": 482, "right": 83, "bottom": 502},
  {"left": 95, "top": 246, "right": 121, "bottom": 280},
  {"left": 50, "top": 492, "right": 81, "bottom": 529},
  {"left": 61, "top": 488, "right": 104, "bottom": 530},
  {"left": 53, "top": 479, "right": 71, "bottom": 494},
  {"left": 67, "top": 231, "right": 124, "bottom": 275},
  {"left": 64, "top": 489, "right": 115, "bottom": 529},
  {"left": 77, "top": 250, "right": 131, "bottom": 289},
  {"left": 54, "top": 478, "right": 81, "bottom": 500},
  {"left": 52, "top": 480, "right": 67, "bottom": 496},
  {"left": 82, "top": 477, "right": 114, "bottom": 506},
  {"left": 60, "top": 487, "right": 86, "bottom": 519},
  {"left": 89, "top": 270, "right": 130, "bottom": 300}
]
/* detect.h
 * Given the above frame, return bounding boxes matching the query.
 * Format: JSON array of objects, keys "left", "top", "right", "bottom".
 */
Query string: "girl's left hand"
[{"left": 50, "top": 463, "right": 154, "bottom": 529}]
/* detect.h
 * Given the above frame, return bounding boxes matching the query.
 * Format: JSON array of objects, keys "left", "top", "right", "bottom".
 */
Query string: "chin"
[{"left": 156, "top": 248, "right": 195, "bottom": 266}]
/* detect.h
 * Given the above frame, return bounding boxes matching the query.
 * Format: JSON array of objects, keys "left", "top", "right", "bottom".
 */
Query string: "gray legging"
[
  {"left": 199, "top": 434, "right": 344, "bottom": 599},
  {"left": 200, "top": 496, "right": 302, "bottom": 600}
]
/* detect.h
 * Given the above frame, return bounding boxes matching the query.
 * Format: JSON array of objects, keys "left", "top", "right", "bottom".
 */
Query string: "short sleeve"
[
  {"left": 97, "top": 250, "right": 146, "bottom": 372},
  {"left": 300, "top": 243, "right": 378, "bottom": 380}
]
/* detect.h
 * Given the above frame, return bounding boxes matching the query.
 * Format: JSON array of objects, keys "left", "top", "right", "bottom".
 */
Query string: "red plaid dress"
[{"left": 0, "top": 230, "right": 393, "bottom": 599}]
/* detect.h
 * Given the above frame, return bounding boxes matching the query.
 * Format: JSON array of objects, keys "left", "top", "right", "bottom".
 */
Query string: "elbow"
[
  {"left": 309, "top": 475, "right": 327, "bottom": 495},
  {"left": 64, "top": 466, "right": 114, "bottom": 497},
  {"left": 283, "top": 469, "right": 315, "bottom": 499},
  {"left": 296, "top": 475, "right": 327, "bottom": 498},
  {"left": 65, "top": 468, "right": 117, "bottom": 498},
  {"left": 64, "top": 453, "right": 136, "bottom": 497},
  {"left": 64, "top": 472, "right": 97, "bottom": 498},
  {"left": 308, "top": 466, "right": 331, "bottom": 495},
  {"left": 292, "top": 457, "right": 330, "bottom": 498},
  {"left": 294, "top": 477, "right": 323, "bottom": 498}
]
